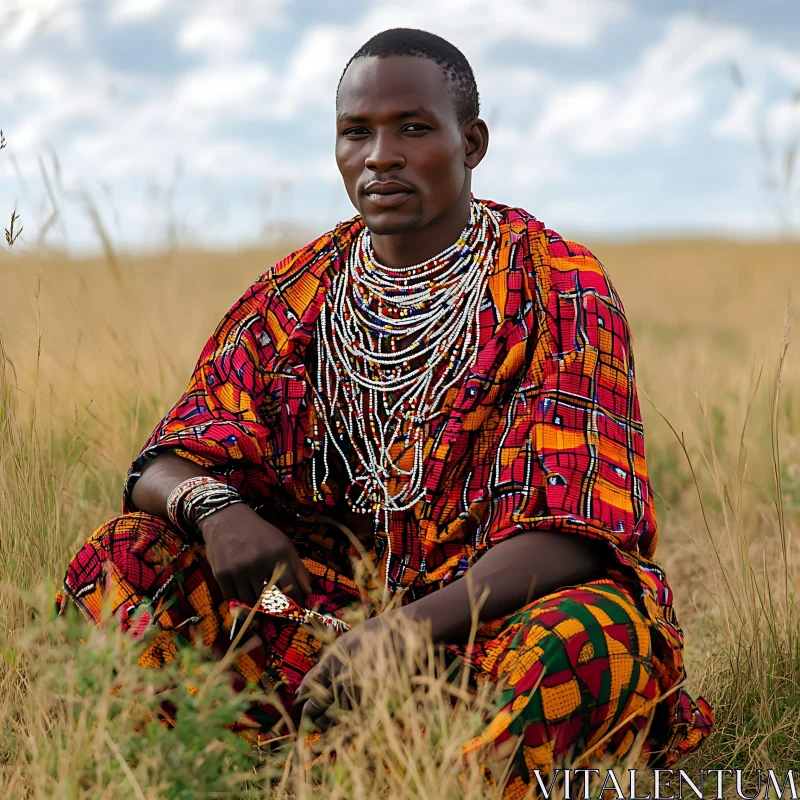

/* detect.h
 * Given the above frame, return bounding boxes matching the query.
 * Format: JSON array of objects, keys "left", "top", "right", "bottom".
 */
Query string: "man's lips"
[{"left": 363, "top": 182, "right": 414, "bottom": 209}]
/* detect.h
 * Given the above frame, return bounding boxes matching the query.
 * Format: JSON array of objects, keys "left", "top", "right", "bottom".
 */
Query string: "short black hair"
[{"left": 337, "top": 28, "right": 480, "bottom": 127}]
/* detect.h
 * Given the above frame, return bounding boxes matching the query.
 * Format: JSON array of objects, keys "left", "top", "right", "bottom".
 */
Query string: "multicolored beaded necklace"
[{"left": 312, "top": 198, "right": 502, "bottom": 538}]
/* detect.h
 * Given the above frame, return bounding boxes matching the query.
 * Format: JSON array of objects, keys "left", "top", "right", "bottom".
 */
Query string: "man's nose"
[{"left": 364, "top": 131, "right": 405, "bottom": 172}]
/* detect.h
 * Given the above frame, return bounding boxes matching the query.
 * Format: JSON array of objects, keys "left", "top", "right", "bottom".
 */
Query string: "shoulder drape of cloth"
[{"left": 124, "top": 199, "right": 683, "bottom": 656}]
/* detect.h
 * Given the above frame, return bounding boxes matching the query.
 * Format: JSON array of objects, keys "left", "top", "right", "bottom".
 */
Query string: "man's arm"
[
  {"left": 297, "top": 530, "right": 611, "bottom": 728},
  {"left": 130, "top": 451, "right": 213, "bottom": 518},
  {"left": 131, "top": 451, "right": 312, "bottom": 606},
  {"left": 399, "top": 531, "right": 611, "bottom": 642},
  {"left": 124, "top": 253, "right": 327, "bottom": 608}
]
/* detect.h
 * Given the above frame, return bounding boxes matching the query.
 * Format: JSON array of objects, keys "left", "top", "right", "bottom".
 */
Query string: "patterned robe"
[{"left": 63, "top": 198, "right": 714, "bottom": 793}]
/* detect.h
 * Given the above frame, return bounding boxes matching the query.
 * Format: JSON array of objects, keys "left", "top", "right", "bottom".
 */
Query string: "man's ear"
[{"left": 464, "top": 119, "right": 489, "bottom": 170}]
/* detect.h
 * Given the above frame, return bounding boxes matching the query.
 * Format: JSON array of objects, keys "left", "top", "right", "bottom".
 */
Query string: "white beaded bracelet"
[{"left": 166, "top": 476, "right": 242, "bottom": 534}]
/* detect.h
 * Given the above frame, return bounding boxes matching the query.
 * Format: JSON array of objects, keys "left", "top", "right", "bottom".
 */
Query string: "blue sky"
[{"left": 2, "top": 0, "right": 799, "bottom": 252}]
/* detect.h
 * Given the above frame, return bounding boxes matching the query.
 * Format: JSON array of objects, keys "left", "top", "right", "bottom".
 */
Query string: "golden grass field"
[{"left": 1, "top": 237, "right": 799, "bottom": 797}]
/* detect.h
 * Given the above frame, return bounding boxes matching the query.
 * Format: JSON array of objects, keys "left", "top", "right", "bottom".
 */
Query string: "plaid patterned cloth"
[
  {"left": 62, "top": 198, "right": 714, "bottom": 787},
  {"left": 63, "top": 512, "right": 711, "bottom": 784}
]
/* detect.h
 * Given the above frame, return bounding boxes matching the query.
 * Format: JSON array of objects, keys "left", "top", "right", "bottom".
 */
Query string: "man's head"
[{"left": 335, "top": 28, "right": 488, "bottom": 237}]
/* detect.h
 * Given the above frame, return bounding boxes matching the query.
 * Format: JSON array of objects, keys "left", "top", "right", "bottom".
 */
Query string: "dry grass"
[{"left": 1, "top": 237, "right": 799, "bottom": 797}]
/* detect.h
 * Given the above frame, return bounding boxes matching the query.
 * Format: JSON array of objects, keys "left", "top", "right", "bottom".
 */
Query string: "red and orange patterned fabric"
[
  {"left": 62, "top": 198, "right": 714, "bottom": 786},
  {"left": 63, "top": 510, "right": 711, "bottom": 783}
]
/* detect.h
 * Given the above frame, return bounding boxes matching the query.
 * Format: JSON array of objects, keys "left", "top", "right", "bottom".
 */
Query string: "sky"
[{"left": 1, "top": 0, "right": 800, "bottom": 252}]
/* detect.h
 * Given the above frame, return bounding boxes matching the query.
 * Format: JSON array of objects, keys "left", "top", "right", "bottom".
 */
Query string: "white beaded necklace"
[{"left": 311, "top": 199, "right": 502, "bottom": 534}]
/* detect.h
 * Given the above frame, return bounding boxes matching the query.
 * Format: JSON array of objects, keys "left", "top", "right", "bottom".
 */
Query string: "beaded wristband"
[
  {"left": 182, "top": 482, "right": 243, "bottom": 529},
  {"left": 166, "top": 476, "right": 218, "bottom": 531}
]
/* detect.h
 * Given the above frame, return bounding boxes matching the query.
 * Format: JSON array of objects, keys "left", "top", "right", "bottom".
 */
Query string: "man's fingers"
[
  {"left": 250, "top": 577, "right": 267, "bottom": 609},
  {"left": 296, "top": 660, "right": 332, "bottom": 702},
  {"left": 300, "top": 695, "right": 328, "bottom": 722},
  {"left": 297, "top": 667, "right": 333, "bottom": 731},
  {"left": 235, "top": 576, "right": 256, "bottom": 607},
  {"left": 217, "top": 574, "right": 236, "bottom": 602},
  {"left": 313, "top": 708, "right": 336, "bottom": 734},
  {"left": 299, "top": 696, "right": 328, "bottom": 732},
  {"left": 298, "top": 688, "right": 354, "bottom": 734}
]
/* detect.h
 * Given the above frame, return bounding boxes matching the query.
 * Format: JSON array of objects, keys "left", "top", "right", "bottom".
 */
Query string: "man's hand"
[
  {"left": 297, "top": 613, "right": 394, "bottom": 732},
  {"left": 295, "top": 530, "right": 609, "bottom": 732},
  {"left": 199, "top": 503, "right": 313, "bottom": 607}
]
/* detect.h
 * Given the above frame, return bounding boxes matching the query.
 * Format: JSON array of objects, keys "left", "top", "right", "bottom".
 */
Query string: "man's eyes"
[{"left": 341, "top": 124, "right": 431, "bottom": 136}]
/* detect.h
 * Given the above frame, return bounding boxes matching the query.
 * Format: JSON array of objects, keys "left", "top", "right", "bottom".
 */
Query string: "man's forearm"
[
  {"left": 129, "top": 451, "right": 213, "bottom": 518},
  {"left": 400, "top": 531, "right": 610, "bottom": 643}
]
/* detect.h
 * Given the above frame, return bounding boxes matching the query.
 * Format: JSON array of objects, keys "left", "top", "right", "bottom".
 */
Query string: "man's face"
[{"left": 336, "top": 55, "right": 468, "bottom": 235}]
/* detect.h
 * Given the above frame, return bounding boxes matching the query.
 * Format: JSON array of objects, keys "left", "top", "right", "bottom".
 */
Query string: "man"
[{"left": 62, "top": 28, "right": 713, "bottom": 791}]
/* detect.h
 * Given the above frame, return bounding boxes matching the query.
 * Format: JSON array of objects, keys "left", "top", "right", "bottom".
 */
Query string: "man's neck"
[{"left": 368, "top": 186, "right": 472, "bottom": 269}]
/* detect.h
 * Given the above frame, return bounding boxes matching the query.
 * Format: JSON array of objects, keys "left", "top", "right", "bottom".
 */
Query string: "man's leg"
[
  {"left": 456, "top": 578, "right": 665, "bottom": 793},
  {"left": 61, "top": 511, "right": 330, "bottom": 736}
]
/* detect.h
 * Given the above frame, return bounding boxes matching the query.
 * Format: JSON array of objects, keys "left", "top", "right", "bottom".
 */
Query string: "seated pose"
[{"left": 62, "top": 28, "right": 713, "bottom": 792}]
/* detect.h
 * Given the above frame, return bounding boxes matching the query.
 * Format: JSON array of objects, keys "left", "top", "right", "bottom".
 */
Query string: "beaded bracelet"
[
  {"left": 166, "top": 476, "right": 217, "bottom": 530},
  {"left": 182, "top": 481, "right": 243, "bottom": 529},
  {"left": 166, "top": 476, "right": 242, "bottom": 534}
]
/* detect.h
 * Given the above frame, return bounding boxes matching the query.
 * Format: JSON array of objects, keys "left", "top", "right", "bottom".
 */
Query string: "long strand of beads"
[{"left": 311, "top": 199, "right": 501, "bottom": 530}]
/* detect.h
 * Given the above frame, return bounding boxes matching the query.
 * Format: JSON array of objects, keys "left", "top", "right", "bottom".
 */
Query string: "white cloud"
[
  {"left": 191, "top": 141, "right": 284, "bottom": 180},
  {"left": 2, "top": 1, "right": 798, "bottom": 250},
  {"left": 269, "top": 26, "right": 345, "bottom": 120},
  {"left": 178, "top": 13, "right": 253, "bottom": 54},
  {"left": 766, "top": 97, "right": 800, "bottom": 141},
  {"left": 175, "top": 0, "right": 289, "bottom": 56},
  {"left": 0, "top": 0, "right": 84, "bottom": 51},
  {"left": 108, "top": 0, "right": 169, "bottom": 25},
  {"left": 524, "top": 16, "right": 749, "bottom": 154},
  {"left": 360, "top": 0, "right": 630, "bottom": 52},
  {"left": 5, "top": 58, "right": 146, "bottom": 170},
  {"left": 107, "top": 0, "right": 291, "bottom": 64},
  {"left": 256, "top": 0, "right": 629, "bottom": 123},
  {"left": 174, "top": 62, "right": 273, "bottom": 113},
  {"left": 713, "top": 88, "right": 762, "bottom": 141},
  {"left": 769, "top": 47, "right": 800, "bottom": 85},
  {"left": 495, "top": 14, "right": 799, "bottom": 160}
]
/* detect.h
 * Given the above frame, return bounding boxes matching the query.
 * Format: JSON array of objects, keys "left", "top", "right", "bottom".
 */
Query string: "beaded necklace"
[{"left": 311, "top": 199, "right": 502, "bottom": 546}]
